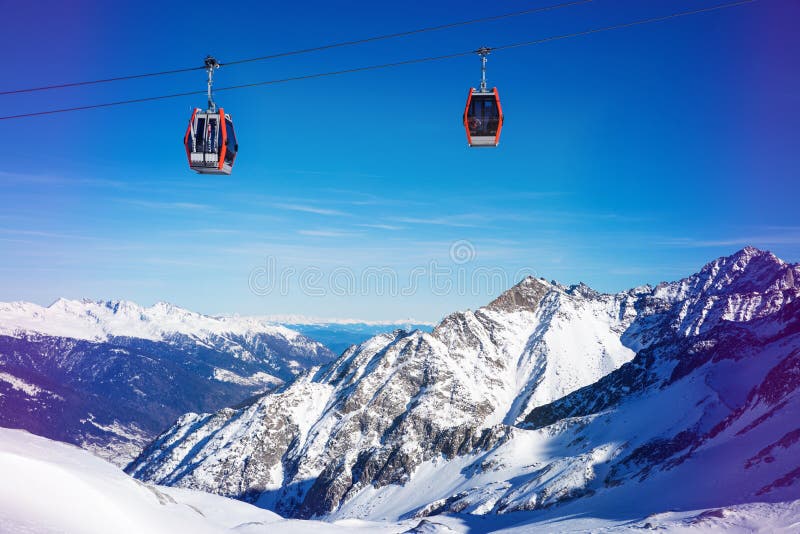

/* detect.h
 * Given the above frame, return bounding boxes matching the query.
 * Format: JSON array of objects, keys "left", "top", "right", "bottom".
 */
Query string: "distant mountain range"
[
  {"left": 126, "top": 247, "right": 800, "bottom": 522},
  {"left": 0, "top": 299, "right": 335, "bottom": 464}
]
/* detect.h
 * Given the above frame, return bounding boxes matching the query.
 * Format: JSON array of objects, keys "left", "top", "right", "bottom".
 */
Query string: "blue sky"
[{"left": 0, "top": 0, "right": 797, "bottom": 322}]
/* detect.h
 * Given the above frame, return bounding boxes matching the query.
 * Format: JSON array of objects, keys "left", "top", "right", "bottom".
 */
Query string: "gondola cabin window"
[{"left": 468, "top": 95, "right": 500, "bottom": 137}]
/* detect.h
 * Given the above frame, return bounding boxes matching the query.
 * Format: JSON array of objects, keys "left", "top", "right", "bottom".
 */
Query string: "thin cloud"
[
  {"left": 279, "top": 169, "right": 385, "bottom": 179},
  {"left": 297, "top": 229, "right": 361, "bottom": 238},
  {"left": 0, "top": 228, "right": 100, "bottom": 241},
  {"left": 448, "top": 190, "right": 567, "bottom": 202},
  {"left": 121, "top": 199, "right": 211, "bottom": 211},
  {"left": 393, "top": 215, "right": 485, "bottom": 228},
  {"left": 142, "top": 257, "right": 215, "bottom": 268},
  {"left": 658, "top": 235, "right": 800, "bottom": 248},
  {"left": 318, "top": 189, "right": 413, "bottom": 207},
  {"left": 0, "top": 171, "right": 126, "bottom": 189},
  {"left": 0, "top": 237, "right": 37, "bottom": 244},
  {"left": 160, "top": 228, "right": 245, "bottom": 239},
  {"left": 495, "top": 210, "right": 651, "bottom": 224},
  {"left": 273, "top": 203, "right": 347, "bottom": 216},
  {"left": 192, "top": 228, "right": 241, "bottom": 235},
  {"left": 357, "top": 224, "right": 405, "bottom": 231}
]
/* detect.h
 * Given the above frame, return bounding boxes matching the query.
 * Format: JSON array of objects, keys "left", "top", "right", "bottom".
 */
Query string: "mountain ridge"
[
  {"left": 0, "top": 298, "right": 308, "bottom": 344},
  {"left": 0, "top": 299, "right": 336, "bottom": 464}
]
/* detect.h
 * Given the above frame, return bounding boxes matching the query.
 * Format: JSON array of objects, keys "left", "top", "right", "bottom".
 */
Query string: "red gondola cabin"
[
  {"left": 463, "top": 88, "right": 503, "bottom": 147},
  {"left": 184, "top": 108, "right": 238, "bottom": 175}
]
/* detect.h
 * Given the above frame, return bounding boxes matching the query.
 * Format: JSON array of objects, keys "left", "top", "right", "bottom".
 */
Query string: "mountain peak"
[
  {"left": 484, "top": 276, "right": 552, "bottom": 313},
  {"left": 150, "top": 301, "right": 192, "bottom": 316},
  {"left": 47, "top": 298, "right": 143, "bottom": 313},
  {"left": 566, "top": 282, "right": 601, "bottom": 299},
  {"left": 703, "top": 246, "right": 783, "bottom": 273},
  {"left": 691, "top": 247, "right": 793, "bottom": 295},
  {"left": 47, "top": 297, "right": 80, "bottom": 308}
]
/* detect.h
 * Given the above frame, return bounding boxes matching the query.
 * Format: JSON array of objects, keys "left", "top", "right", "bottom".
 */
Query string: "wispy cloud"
[
  {"left": 658, "top": 234, "right": 800, "bottom": 248},
  {"left": 191, "top": 228, "right": 242, "bottom": 235},
  {"left": 297, "top": 229, "right": 362, "bottom": 238},
  {"left": 0, "top": 171, "right": 126, "bottom": 189},
  {"left": 273, "top": 203, "right": 347, "bottom": 216},
  {"left": 391, "top": 206, "right": 623, "bottom": 229},
  {"left": 142, "top": 257, "right": 214, "bottom": 267},
  {"left": 493, "top": 210, "right": 651, "bottom": 224},
  {"left": 121, "top": 199, "right": 212, "bottom": 211},
  {"left": 318, "top": 189, "right": 424, "bottom": 207},
  {"left": 279, "top": 169, "right": 385, "bottom": 180},
  {"left": 393, "top": 215, "right": 486, "bottom": 228},
  {"left": 160, "top": 228, "right": 245, "bottom": 239},
  {"left": 357, "top": 223, "right": 405, "bottom": 231},
  {"left": 0, "top": 228, "right": 100, "bottom": 241},
  {"left": 448, "top": 190, "right": 567, "bottom": 203},
  {"left": 0, "top": 237, "right": 37, "bottom": 245}
]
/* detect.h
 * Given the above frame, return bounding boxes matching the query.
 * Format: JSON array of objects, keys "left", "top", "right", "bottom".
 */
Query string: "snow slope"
[
  {"left": 3, "top": 427, "right": 798, "bottom": 534},
  {"left": 0, "top": 427, "right": 413, "bottom": 534}
]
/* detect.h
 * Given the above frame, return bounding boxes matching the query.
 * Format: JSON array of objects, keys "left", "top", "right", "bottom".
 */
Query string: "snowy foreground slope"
[
  {"left": 128, "top": 248, "right": 800, "bottom": 523},
  {"left": 0, "top": 299, "right": 334, "bottom": 464},
  {"left": 2, "top": 428, "right": 799, "bottom": 534},
  {"left": 0, "top": 427, "right": 394, "bottom": 534}
]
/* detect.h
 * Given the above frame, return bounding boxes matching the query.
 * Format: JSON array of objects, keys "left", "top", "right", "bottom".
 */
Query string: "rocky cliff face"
[{"left": 127, "top": 248, "right": 800, "bottom": 520}]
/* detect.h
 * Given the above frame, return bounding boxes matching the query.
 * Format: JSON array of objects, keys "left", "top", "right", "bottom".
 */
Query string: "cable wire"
[
  {"left": 221, "top": 0, "right": 593, "bottom": 67},
  {"left": 0, "top": 0, "right": 592, "bottom": 96},
  {"left": 491, "top": 0, "right": 754, "bottom": 52},
  {"left": 0, "top": 0, "right": 756, "bottom": 121}
]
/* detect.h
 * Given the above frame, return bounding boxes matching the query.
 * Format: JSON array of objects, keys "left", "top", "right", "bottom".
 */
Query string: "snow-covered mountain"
[
  {"left": 0, "top": 299, "right": 335, "bottom": 464},
  {"left": 127, "top": 248, "right": 800, "bottom": 521},
  {"left": 0, "top": 298, "right": 323, "bottom": 345},
  {"left": 126, "top": 269, "right": 643, "bottom": 514}
]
